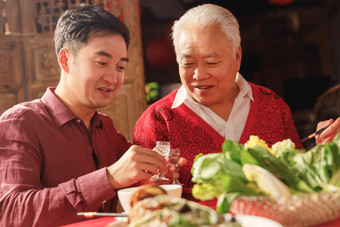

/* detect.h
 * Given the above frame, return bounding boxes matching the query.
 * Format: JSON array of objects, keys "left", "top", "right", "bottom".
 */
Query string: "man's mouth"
[
  {"left": 194, "top": 85, "right": 213, "bottom": 90},
  {"left": 98, "top": 88, "right": 113, "bottom": 93}
]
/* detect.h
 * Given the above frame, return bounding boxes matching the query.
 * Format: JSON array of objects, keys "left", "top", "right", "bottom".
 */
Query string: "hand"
[
  {"left": 106, "top": 145, "right": 168, "bottom": 189},
  {"left": 315, "top": 117, "right": 340, "bottom": 145},
  {"left": 164, "top": 157, "right": 187, "bottom": 180}
]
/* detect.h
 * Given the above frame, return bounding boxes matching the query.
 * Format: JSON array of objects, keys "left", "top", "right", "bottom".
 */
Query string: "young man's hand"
[{"left": 106, "top": 145, "right": 168, "bottom": 189}]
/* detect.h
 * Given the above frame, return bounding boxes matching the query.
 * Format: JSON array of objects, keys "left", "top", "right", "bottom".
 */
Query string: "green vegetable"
[
  {"left": 191, "top": 152, "right": 259, "bottom": 212},
  {"left": 243, "top": 164, "right": 291, "bottom": 200},
  {"left": 191, "top": 133, "right": 340, "bottom": 213}
]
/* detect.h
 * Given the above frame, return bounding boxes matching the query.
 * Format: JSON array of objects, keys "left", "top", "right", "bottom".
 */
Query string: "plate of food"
[
  {"left": 190, "top": 134, "right": 340, "bottom": 227},
  {"left": 109, "top": 184, "right": 282, "bottom": 227}
]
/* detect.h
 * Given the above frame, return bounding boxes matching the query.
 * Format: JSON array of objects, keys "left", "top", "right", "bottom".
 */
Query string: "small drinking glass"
[
  {"left": 150, "top": 141, "right": 171, "bottom": 182},
  {"left": 168, "top": 148, "right": 181, "bottom": 185}
]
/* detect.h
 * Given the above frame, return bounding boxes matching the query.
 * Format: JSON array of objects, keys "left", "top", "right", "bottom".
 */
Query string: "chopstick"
[
  {"left": 301, "top": 126, "right": 329, "bottom": 142},
  {"left": 77, "top": 212, "right": 128, "bottom": 218}
]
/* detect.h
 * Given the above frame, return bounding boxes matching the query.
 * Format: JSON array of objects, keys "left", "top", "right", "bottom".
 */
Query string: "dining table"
[{"left": 60, "top": 199, "right": 340, "bottom": 227}]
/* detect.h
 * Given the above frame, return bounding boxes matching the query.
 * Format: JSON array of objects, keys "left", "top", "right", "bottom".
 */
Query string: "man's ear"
[
  {"left": 236, "top": 45, "right": 242, "bottom": 62},
  {"left": 235, "top": 45, "right": 242, "bottom": 70},
  {"left": 58, "top": 48, "right": 71, "bottom": 73}
]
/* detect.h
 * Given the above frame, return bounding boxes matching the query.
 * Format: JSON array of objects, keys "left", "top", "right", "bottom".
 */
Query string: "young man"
[
  {"left": 0, "top": 4, "right": 168, "bottom": 226},
  {"left": 134, "top": 4, "right": 340, "bottom": 200}
]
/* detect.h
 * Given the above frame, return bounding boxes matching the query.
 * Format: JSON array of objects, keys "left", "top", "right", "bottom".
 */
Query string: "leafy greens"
[{"left": 191, "top": 133, "right": 340, "bottom": 213}]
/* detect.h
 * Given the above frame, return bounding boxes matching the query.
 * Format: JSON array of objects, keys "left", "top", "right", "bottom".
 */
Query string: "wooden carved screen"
[{"left": 0, "top": 0, "right": 146, "bottom": 141}]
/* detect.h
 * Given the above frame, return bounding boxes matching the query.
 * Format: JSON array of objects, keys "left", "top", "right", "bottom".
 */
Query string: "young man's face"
[{"left": 65, "top": 34, "right": 128, "bottom": 111}]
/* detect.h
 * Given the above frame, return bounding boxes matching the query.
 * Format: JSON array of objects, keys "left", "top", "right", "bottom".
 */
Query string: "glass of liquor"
[
  {"left": 150, "top": 141, "right": 171, "bottom": 182},
  {"left": 168, "top": 148, "right": 181, "bottom": 185}
]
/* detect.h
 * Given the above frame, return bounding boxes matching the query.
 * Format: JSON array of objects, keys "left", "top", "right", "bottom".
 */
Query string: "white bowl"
[{"left": 117, "top": 184, "right": 182, "bottom": 212}]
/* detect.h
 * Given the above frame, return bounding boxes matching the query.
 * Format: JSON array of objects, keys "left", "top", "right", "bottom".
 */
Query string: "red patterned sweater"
[{"left": 134, "top": 83, "right": 303, "bottom": 200}]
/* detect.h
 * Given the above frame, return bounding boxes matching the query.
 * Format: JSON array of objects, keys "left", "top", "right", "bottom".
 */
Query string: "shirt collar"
[
  {"left": 235, "top": 72, "right": 254, "bottom": 101},
  {"left": 172, "top": 72, "right": 253, "bottom": 109},
  {"left": 41, "top": 87, "right": 101, "bottom": 128}
]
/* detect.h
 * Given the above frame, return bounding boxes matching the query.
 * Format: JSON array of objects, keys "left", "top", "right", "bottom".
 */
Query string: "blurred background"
[{"left": 0, "top": 0, "right": 339, "bottom": 147}]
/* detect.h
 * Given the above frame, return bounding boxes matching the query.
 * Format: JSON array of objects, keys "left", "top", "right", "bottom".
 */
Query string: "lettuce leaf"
[{"left": 191, "top": 133, "right": 340, "bottom": 214}]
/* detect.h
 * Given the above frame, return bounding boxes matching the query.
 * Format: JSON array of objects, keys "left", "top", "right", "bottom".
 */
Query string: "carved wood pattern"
[
  {"left": 33, "top": 0, "right": 122, "bottom": 34},
  {"left": 0, "top": 51, "right": 10, "bottom": 76},
  {"left": 0, "top": 0, "right": 20, "bottom": 35},
  {"left": 0, "top": 93, "right": 18, "bottom": 114},
  {"left": 0, "top": 0, "right": 7, "bottom": 35},
  {"left": 0, "top": 36, "right": 25, "bottom": 112}
]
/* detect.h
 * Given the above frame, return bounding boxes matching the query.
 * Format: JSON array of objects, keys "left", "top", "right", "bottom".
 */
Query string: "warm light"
[
  {"left": 269, "top": 0, "right": 294, "bottom": 5},
  {"left": 145, "top": 38, "right": 175, "bottom": 67}
]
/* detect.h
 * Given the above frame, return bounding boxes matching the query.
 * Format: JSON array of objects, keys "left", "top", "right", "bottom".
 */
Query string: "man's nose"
[
  {"left": 192, "top": 65, "right": 209, "bottom": 80},
  {"left": 104, "top": 69, "right": 118, "bottom": 84}
]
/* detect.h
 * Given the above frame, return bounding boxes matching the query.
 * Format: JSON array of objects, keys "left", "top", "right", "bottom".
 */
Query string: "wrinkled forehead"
[{"left": 177, "top": 25, "right": 232, "bottom": 58}]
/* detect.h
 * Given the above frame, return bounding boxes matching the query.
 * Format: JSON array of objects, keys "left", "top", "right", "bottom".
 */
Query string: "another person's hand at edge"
[
  {"left": 164, "top": 157, "right": 188, "bottom": 180},
  {"left": 315, "top": 117, "right": 340, "bottom": 145}
]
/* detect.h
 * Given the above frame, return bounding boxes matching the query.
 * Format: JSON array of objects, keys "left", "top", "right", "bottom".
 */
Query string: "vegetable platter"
[{"left": 191, "top": 133, "right": 340, "bottom": 226}]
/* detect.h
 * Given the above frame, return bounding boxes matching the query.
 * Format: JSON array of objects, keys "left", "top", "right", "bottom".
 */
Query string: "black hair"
[
  {"left": 314, "top": 84, "right": 340, "bottom": 121},
  {"left": 54, "top": 4, "right": 130, "bottom": 57}
]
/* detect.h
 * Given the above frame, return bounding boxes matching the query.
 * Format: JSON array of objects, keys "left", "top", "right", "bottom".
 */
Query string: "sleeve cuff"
[{"left": 78, "top": 168, "right": 116, "bottom": 211}]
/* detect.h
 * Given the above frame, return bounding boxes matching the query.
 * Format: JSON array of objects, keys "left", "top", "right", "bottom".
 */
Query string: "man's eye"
[
  {"left": 182, "top": 62, "right": 193, "bottom": 67},
  {"left": 96, "top": 61, "right": 107, "bottom": 66},
  {"left": 117, "top": 66, "right": 126, "bottom": 72},
  {"left": 207, "top": 62, "right": 218, "bottom": 65}
]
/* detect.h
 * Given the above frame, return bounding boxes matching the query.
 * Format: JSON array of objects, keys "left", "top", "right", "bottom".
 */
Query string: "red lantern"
[
  {"left": 145, "top": 38, "right": 175, "bottom": 67},
  {"left": 268, "top": 0, "right": 294, "bottom": 5}
]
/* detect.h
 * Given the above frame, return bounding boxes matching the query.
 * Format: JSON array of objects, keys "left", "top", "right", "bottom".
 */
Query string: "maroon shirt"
[{"left": 0, "top": 87, "right": 131, "bottom": 227}]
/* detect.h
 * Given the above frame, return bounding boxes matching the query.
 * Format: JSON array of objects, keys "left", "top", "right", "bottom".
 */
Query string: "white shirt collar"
[{"left": 172, "top": 72, "right": 253, "bottom": 109}]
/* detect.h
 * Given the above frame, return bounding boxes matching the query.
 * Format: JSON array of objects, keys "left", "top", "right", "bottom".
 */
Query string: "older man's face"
[{"left": 177, "top": 24, "right": 242, "bottom": 110}]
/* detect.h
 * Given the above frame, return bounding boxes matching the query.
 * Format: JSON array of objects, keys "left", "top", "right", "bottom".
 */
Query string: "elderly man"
[{"left": 134, "top": 4, "right": 340, "bottom": 200}]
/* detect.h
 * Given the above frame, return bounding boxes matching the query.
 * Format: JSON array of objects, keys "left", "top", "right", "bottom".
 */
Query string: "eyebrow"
[
  {"left": 94, "top": 50, "right": 129, "bottom": 62},
  {"left": 207, "top": 53, "right": 218, "bottom": 57},
  {"left": 180, "top": 53, "right": 219, "bottom": 59}
]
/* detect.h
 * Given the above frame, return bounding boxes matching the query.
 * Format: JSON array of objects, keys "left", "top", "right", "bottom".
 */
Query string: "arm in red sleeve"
[{"left": 279, "top": 98, "right": 304, "bottom": 149}]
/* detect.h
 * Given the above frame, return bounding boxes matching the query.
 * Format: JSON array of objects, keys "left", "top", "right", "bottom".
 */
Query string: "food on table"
[
  {"left": 128, "top": 195, "right": 241, "bottom": 226},
  {"left": 191, "top": 133, "right": 340, "bottom": 214},
  {"left": 129, "top": 184, "right": 167, "bottom": 208},
  {"left": 242, "top": 164, "right": 291, "bottom": 200},
  {"left": 127, "top": 184, "right": 241, "bottom": 226}
]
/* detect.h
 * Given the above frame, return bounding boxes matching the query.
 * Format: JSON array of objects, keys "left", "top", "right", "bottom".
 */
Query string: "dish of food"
[
  {"left": 113, "top": 184, "right": 244, "bottom": 226},
  {"left": 128, "top": 195, "right": 238, "bottom": 226},
  {"left": 190, "top": 134, "right": 340, "bottom": 226},
  {"left": 117, "top": 184, "right": 182, "bottom": 212},
  {"left": 231, "top": 190, "right": 340, "bottom": 227}
]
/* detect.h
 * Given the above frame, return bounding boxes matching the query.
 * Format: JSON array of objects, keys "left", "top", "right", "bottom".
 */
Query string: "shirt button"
[{"left": 77, "top": 119, "right": 82, "bottom": 123}]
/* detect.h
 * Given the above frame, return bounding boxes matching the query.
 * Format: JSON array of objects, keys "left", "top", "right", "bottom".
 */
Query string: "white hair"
[{"left": 171, "top": 4, "right": 241, "bottom": 58}]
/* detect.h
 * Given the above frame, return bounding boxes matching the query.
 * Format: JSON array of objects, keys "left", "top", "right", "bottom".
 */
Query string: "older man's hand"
[{"left": 315, "top": 117, "right": 340, "bottom": 145}]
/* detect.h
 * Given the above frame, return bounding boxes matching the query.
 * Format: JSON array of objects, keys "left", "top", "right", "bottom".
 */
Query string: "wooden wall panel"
[
  {"left": 22, "top": 36, "right": 60, "bottom": 100},
  {"left": 0, "top": 36, "right": 25, "bottom": 113}
]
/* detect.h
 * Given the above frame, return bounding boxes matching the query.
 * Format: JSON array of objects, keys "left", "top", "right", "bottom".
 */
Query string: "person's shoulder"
[
  {"left": 1, "top": 99, "right": 44, "bottom": 120},
  {"left": 249, "top": 82, "right": 282, "bottom": 99},
  {"left": 146, "top": 89, "right": 178, "bottom": 111}
]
